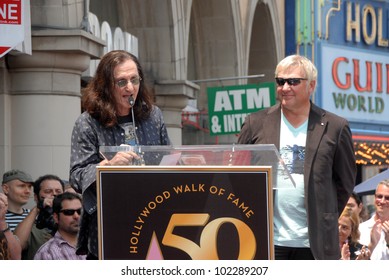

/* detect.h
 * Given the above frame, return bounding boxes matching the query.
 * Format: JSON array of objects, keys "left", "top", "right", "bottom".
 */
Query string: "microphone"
[
  {"left": 128, "top": 96, "right": 144, "bottom": 165},
  {"left": 128, "top": 96, "right": 135, "bottom": 106},
  {"left": 128, "top": 96, "right": 139, "bottom": 146}
]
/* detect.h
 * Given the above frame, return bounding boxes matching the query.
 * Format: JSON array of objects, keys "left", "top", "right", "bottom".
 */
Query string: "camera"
[{"left": 35, "top": 199, "right": 56, "bottom": 233}]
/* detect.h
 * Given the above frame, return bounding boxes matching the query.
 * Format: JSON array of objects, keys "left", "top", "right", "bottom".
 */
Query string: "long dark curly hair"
[{"left": 82, "top": 50, "right": 154, "bottom": 127}]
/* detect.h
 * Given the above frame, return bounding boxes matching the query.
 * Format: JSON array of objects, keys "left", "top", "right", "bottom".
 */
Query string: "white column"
[
  {"left": 154, "top": 80, "right": 199, "bottom": 145},
  {"left": 5, "top": 30, "right": 104, "bottom": 180}
]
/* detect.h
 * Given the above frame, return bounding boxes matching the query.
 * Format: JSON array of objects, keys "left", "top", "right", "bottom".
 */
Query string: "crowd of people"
[
  {"left": 1, "top": 168, "right": 387, "bottom": 260},
  {"left": 0, "top": 52, "right": 388, "bottom": 260}
]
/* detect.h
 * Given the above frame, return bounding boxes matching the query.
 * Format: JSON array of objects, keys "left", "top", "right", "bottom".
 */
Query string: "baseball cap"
[{"left": 2, "top": 169, "right": 34, "bottom": 185}]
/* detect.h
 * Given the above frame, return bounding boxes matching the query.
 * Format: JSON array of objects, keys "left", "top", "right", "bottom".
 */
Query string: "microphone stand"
[{"left": 128, "top": 96, "right": 145, "bottom": 165}]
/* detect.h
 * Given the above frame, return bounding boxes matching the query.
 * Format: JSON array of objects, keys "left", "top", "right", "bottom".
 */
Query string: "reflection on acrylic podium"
[{"left": 97, "top": 144, "right": 294, "bottom": 260}]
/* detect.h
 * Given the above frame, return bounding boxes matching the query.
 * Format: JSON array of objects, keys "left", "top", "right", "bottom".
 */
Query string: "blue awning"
[{"left": 354, "top": 169, "right": 389, "bottom": 195}]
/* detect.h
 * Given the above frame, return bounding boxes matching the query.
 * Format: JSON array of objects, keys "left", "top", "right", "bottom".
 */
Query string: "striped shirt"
[
  {"left": 6, "top": 209, "right": 30, "bottom": 232},
  {"left": 34, "top": 231, "right": 86, "bottom": 260}
]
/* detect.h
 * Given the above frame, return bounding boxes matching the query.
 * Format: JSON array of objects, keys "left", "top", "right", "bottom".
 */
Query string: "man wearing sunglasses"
[
  {"left": 34, "top": 192, "right": 85, "bottom": 260},
  {"left": 358, "top": 179, "right": 389, "bottom": 260},
  {"left": 238, "top": 54, "right": 356, "bottom": 260}
]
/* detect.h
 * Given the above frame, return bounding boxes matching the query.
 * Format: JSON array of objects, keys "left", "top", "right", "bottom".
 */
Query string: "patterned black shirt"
[{"left": 69, "top": 105, "right": 170, "bottom": 257}]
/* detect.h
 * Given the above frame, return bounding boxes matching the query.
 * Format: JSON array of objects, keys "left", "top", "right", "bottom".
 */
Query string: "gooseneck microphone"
[
  {"left": 128, "top": 96, "right": 135, "bottom": 107},
  {"left": 128, "top": 96, "right": 144, "bottom": 165},
  {"left": 128, "top": 96, "right": 139, "bottom": 146}
]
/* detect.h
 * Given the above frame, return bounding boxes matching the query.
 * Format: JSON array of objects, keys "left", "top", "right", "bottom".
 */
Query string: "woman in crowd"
[{"left": 338, "top": 207, "right": 370, "bottom": 260}]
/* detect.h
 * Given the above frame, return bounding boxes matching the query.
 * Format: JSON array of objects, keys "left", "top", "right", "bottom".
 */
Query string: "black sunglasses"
[
  {"left": 60, "top": 208, "right": 82, "bottom": 216},
  {"left": 275, "top": 77, "right": 307, "bottom": 86}
]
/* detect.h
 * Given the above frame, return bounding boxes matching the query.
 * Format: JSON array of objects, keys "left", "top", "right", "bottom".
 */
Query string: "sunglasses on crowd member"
[
  {"left": 116, "top": 76, "right": 142, "bottom": 88},
  {"left": 275, "top": 77, "right": 308, "bottom": 86},
  {"left": 60, "top": 208, "right": 82, "bottom": 216}
]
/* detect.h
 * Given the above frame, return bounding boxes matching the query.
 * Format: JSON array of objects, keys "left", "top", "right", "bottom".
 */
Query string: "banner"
[
  {"left": 0, "top": 0, "right": 24, "bottom": 58},
  {"left": 97, "top": 166, "right": 273, "bottom": 260},
  {"left": 207, "top": 83, "right": 276, "bottom": 136},
  {"left": 313, "top": 0, "right": 389, "bottom": 126}
]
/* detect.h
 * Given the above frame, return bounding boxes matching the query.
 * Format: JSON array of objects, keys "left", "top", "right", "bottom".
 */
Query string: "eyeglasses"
[
  {"left": 275, "top": 77, "right": 308, "bottom": 86},
  {"left": 60, "top": 208, "right": 82, "bottom": 216},
  {"left": 375, "top": 194, "right": 389, "bottom": 202},
  {"left": 116, "top": 77, "right": 142, "bottom": 88}
]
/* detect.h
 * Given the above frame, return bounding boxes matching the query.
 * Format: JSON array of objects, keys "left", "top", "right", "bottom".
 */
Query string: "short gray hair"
[
  {"left": 377, "top": 179, "right": 389, "bottom": 189},
  {"left": 275, "top": 54, "right": 317, "bottom": 92}
]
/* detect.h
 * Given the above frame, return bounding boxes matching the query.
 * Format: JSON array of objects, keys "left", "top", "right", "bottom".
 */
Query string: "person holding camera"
[
  {"left": 14, "top": 174, "right": 64, "bottom": 259},
  {"left": 34, "top": 192, "right": 85, "bottom": 260}
]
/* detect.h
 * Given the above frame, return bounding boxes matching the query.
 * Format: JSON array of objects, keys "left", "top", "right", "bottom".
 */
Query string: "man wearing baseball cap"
[{"left": 1, "top": 169, "right": 34, "bottom": 232}]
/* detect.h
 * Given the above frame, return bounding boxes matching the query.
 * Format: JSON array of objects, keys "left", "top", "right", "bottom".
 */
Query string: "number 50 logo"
[{"left": 162, "top": 213, "right": 256, "bottom": 260}]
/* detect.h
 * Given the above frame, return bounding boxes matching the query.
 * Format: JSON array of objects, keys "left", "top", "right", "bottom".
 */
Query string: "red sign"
[
  {"left": 0, "top": 0, "right": 21, "bottom": 24},
  {"left": 0, "top": 0, "right": 23, "bottom": 57}
]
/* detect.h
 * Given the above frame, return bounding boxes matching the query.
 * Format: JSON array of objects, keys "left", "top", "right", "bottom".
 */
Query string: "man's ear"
[
  {"left": 308, "top": 80, "right": 316, "bottom": 95},
  {"left": 1, "top": 184, "right": 9, "bottom": 195},
  {"left": 53, "top": 212, "right": 59, "bottom": 224}
]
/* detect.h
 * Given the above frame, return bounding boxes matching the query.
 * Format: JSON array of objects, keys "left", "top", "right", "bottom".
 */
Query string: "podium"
[{"left": 97, "top": 144, "right": 294, "bottom": 260}]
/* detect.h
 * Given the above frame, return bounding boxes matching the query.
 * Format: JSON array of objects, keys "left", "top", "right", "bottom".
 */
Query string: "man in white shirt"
[{"left": 359, "top": 179, "right": 389, "bottom": 260}]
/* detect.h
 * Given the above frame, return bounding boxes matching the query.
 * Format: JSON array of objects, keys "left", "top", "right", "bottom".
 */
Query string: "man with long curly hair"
[{"left": 69, "top": 50, "right": 170, "bottom": 259}]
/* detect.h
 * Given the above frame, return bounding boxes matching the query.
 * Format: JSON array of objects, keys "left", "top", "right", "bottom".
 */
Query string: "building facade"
[
  {"left": 0, "top": 0, "right": 285, "bottom": 180},
  {"left": 288, "top": 0, "right": 389, "bottom": 179},
  {"left": 1, "top": 0, "right": 387, "bottom": 184}
]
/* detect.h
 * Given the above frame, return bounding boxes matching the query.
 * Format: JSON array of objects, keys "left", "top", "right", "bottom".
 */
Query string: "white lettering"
[
  {"left": 83, "top": 12, "right": 139, "bottom": 78},
  {"left": 101, "top": 21, "right": 113, "bottom": 53},
  {"left": 113, "top": 27, "right": 125, "bottom": 50},
  {"left": 346, "top": 2, "right": 389, "bottom": 47},
  {"left": 214, "top": 87, "right": 271, "bottom": 112},
  {"left": 229, "top": 89, "right": 245, "bottom": 110},
  {"left": 8, "top": 4, "right": 17, "bottom": 20},
  {"left": 0, "top": 4, "right": 18, "bottom": 20},
  {"left": 223, "top": 113, "right": 248, "bottom": 133},
  {"left": 247, "top": 88, "right": 271, "bottom": 109},
  {"left": 214, "top": 91, "right": 233, "bottom": 112}
]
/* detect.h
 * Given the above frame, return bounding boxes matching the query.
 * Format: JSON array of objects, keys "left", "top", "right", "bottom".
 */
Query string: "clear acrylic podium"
[
  {"left": 99, "top": 144, "right": 295, "bottom": 190},
  {"left": 97, "top": 144, "right": 294, "bottom": 260}
]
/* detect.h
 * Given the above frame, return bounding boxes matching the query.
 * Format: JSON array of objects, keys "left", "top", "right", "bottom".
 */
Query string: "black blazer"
[{"left": 238, "top": 102, "right": 357, "bottom": 260}]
